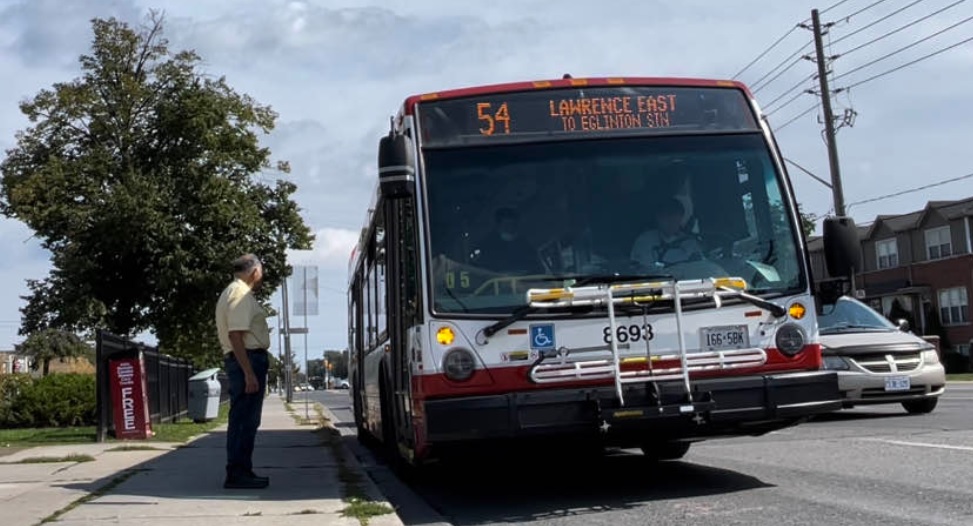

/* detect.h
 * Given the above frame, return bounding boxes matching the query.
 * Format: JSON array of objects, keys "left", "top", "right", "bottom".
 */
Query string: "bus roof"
[{"left": 402, "top": 76, "right": 754, "bottom": 115}]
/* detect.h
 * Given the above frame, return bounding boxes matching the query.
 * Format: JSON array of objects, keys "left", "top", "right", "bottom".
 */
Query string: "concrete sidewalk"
[{"left": 0, "top": 396, "right": 403, "bottom": 526}]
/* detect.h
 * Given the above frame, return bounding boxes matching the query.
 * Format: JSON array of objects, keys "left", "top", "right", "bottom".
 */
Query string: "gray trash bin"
[{"left": 188, "top": 368, "right": 222, "bottom": 423}]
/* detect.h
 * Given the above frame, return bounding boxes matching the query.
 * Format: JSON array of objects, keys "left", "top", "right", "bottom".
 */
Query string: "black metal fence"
[{"left": 95, "top": 330, "right": 195, "bottom": 441}]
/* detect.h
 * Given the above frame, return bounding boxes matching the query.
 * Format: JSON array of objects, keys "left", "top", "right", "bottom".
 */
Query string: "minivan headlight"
[
  {"left": 775, "top": 323, "right": 806, "bottom": 356},
  {"left": 443, "top": 348, "right": 476, "bottom": 381},
  {"left": 823, "top": 356, "right": 850, "bottom": 370},
  {"left": 922, "top": 349, "right": 940, "bottom": 365}
]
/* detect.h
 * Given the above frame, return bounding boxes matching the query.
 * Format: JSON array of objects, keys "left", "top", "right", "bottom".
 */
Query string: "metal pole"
[
  {"left": 303, "top": 266, "right": 309, "bottom": 421},
  {"left": 811, "top": 8, "right": 846, "bottom": 217},
  {"left": 276, "top": 311, "right": 282, "bottom": 393},
  {"left": 282, "top": 273, "right": 294, "bottom": 404}
]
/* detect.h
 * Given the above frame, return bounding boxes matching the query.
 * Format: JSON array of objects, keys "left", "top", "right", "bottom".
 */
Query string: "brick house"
[{"left": 808, "top": 197, "right": 973, "bottom": 359}]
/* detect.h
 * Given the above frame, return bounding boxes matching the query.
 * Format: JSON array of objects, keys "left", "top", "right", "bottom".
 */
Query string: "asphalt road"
[{"left": 306, "top": 385, "right": 973, "bottom": 526}]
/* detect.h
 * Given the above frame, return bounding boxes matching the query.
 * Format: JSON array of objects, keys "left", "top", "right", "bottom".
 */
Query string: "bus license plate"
[
  {"left": 885, "top": 375, "right": 910, "bottom": 392},
  {"left": 700, "top": 325, "right": 749, "bottom": 351}
]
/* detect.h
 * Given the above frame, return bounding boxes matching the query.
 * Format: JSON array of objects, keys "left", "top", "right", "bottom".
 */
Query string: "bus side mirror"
[
  {"left": 378, "top": 131, "right": 415, "bottom": 199},
  {"left": 823, "top": 216, "right": 861, "bottom": 278},
  {"left": 814, "top": 216, "right": 861, "bottom": 312}
]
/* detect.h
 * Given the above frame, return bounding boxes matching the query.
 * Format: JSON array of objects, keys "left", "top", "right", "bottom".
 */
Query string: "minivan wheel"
[
  {"left": 640, "top": 441, "right": 691, "bottom": 461},
  {"left": 902, "top": 398, "right": 938, "bottom": 414}
]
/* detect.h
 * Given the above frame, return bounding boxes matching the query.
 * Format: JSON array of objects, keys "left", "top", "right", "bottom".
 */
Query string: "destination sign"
[{"left": 417, "top": 86, "right": 759, "bottom": 147}]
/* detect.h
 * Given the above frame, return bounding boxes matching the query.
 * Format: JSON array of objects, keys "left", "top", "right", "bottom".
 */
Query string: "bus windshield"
[{"left": 423, "top": 133, "right": 804, "bottom": 314}]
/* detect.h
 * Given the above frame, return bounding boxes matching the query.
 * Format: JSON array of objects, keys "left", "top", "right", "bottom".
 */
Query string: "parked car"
[
  {"left": 819, "top": 296, "right": 946, "bottom": 414},
  {"left": 336, "top": 378, "right": 350, "bottom": 389}
]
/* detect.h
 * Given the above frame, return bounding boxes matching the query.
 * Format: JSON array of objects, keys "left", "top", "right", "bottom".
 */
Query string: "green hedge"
[{"left": 0, "top": 374, "right": 96, "bottom": 428}]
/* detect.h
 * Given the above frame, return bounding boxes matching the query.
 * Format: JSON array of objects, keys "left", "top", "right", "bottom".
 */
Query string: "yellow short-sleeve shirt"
[{"left": 216, "top": 278, "right": 271, "bottom": 354}]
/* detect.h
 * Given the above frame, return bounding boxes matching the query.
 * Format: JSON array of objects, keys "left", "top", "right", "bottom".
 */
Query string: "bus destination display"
[{"left": 418, "top": 86, "right": 759, "bottom": 146}]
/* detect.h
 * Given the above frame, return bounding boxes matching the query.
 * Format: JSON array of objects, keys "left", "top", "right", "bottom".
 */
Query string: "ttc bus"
[{"left": 347, "top": 76, "right": 857, "bottom": 465}]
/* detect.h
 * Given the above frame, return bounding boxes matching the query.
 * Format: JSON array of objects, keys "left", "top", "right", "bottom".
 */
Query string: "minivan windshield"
[
  {"left": 422, "top": 133, "right": 804, "bottom": 314},
  {"left": 819, "top": 296, "right": 898, "bottom": 333}
]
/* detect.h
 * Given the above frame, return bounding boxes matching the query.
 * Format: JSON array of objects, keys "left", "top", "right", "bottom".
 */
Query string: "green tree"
[
  {"left": 16, "top": 329, "right": 91, "bottom": 376},
  {"left": 798, "top": 204, "right": 817, "bottom": 238},
  {"left": 0, "top": 13, "right": 313, "bottom": 367}
]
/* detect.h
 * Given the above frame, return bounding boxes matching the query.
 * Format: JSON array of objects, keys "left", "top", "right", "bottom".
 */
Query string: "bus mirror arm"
[{"left": 717, "top": 287, "right": 786, "bottom": 318}]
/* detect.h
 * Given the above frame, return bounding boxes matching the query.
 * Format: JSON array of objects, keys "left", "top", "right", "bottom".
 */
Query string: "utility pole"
[{"left": 811, "top": 8, "right": 847, "bottom": 217}]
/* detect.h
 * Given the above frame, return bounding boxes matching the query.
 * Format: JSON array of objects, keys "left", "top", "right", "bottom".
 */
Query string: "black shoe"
[
  {"left": 224, "top": 475, "right": 269, "bottom": 489},
  {"left": 248, "top": 471, "right": 270, "bottom": 484}
]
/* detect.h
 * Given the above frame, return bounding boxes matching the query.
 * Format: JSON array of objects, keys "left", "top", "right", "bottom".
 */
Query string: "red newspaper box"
[{"left": 109, "top": 355, "right": 152, "bottom": 439}]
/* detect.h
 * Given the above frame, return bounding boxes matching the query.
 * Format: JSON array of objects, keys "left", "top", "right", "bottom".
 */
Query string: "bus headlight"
[
  {"left": 443, "top": 348, "right": 476, "bottom": 381},
  {"left": 775, "top": 323, "right": 806, "bottom": 356}
]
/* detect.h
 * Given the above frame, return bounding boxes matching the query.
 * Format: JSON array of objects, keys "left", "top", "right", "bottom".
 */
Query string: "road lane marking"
[{"left": 865, "top": 438, "right": 973, "bottom": 452}]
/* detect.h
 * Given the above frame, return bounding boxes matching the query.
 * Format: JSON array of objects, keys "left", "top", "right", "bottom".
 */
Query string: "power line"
[
  {"left": 846, "top": 171, "right": 973, "bottom": 209},
  {"left": 774, "top": 103, "right": 819, "bottom": 131},
  {"left": 821, "top": 0, "right": 859, "bottom": 16},
  {"left": 763, "top": 72, "right": 817, "bottom": 111},
  {"left": 836, "top": 0, "right": 967, "bottom": 57},
  {"left": 733, "top": 0, "right": 856, "bottom": 80},
  {"left": 835, "top": 23, "right": 973, "bottom": 89},
  {"left": 831, "top": 0, "right": 929, "bottom": 45},
  {"left": 835, "top": 32, "right": 973, "bottom": 91},
  {"left": 784, "top": 157, "right": 833, "bottom": 188},
  {"left": 766, "top": 88, "right": 813, "bottom": 116},
  {"left": 733, "top": 25, "right": 801, "bottom": 79},
  {"left": 752, "top": 42, "right": 814, "bottom": 93},
  {"left": 832, "top": 0, "right": 896, "bottom": 22}
]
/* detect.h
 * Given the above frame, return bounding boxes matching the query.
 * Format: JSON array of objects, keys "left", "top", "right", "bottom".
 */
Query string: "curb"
[{"left": 285, "top": 398, "right": 405, "bottom": 526}]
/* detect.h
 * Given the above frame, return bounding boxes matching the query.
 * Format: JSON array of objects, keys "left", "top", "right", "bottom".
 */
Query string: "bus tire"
[
  {"left": 378, "top": 366, "right": 399, "bottom": 462},
  {"left": 352, "top": 384, "right": 369, "bottom": 444}
]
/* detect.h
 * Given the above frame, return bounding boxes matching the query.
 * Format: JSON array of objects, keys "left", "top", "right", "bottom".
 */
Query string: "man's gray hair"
[{"left": 231, "top": 253, "right": 262, "bottom": 276}]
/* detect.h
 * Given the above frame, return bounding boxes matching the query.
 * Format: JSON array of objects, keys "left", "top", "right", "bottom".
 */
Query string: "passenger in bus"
[
  {"left": 630, "top": 197, "right": 703, "bottom": 268},
  {"left": 470, "top": 207, "right": 545, "bottom": 274}
]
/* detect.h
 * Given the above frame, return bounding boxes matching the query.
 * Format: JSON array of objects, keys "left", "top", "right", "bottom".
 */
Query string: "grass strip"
[
  {"left": 37, "top": 469, "right": 141, "bottom": 524},
  {"left": 7, "top": 454, "right": 95, "bottom": 464},
  {"left": 1, "top": 403, "right": 230, "bottom": 447},
  {"left": 307, "top": 402, "right": 394, "bottom": 526}
]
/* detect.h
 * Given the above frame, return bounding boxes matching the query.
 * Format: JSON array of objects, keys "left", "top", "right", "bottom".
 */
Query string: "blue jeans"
[{"left": 224, "top": 350, "right": 268, "bottom": 479}]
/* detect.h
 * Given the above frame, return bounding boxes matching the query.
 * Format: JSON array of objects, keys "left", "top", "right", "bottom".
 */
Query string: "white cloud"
[{"left": 288, "top": 227, "right": 359, "bottom": 270}]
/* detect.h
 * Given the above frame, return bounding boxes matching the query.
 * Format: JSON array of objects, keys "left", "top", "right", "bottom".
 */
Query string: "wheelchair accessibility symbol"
[{"left": 529, "top": 324, "right": 556, "bottom": 351}]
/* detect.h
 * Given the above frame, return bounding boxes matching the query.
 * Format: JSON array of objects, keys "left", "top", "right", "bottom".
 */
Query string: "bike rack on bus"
[{"left": 525, "top": 277, "right": 768, "bottom": 406}]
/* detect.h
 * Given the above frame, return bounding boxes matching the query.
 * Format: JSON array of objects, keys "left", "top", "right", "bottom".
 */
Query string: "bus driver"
[{"left": 631, "top": 197, "right": 702, "bottom": 269}]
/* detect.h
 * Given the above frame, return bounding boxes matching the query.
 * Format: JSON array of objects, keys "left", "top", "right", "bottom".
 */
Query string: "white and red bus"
[{"left": 348, "top": 76, "right": 858, "bottom": 465}]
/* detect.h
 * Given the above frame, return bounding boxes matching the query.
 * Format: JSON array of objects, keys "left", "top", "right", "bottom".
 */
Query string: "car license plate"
[
  {"left": 700, "top": 325, "right": 750, "bottom": 352},
  {"left": 885, "top": 375, "right": 910, "bottom": 391}
]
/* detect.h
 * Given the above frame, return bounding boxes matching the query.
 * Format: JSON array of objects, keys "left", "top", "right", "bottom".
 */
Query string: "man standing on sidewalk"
[{"left": 215, "top": 254, "right": 271, "bottom": 489}]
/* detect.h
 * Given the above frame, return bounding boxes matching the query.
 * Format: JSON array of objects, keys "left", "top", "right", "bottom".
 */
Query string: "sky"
[{"left": 0, "top": 0, "right": 971, "bottom": 360}]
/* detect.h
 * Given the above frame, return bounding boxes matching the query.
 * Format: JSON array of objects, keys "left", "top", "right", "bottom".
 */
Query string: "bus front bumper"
[{"left": 422, "top": 370, "right": 840, "bottom": 445}]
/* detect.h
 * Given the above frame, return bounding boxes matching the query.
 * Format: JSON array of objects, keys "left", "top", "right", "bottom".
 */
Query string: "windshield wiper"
[
  {"left": 574, "top": 273, "right": 674, "bottom": 286},
  {"left": 481, "top": 304, "right": 594, "bottom": 338}
]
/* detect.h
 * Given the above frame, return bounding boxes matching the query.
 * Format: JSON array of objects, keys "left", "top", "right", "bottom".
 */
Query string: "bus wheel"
[
  {"left": 640, "top": 441, "right": 691, "bottom": 461},
  {"left": 352, "top": 388, "right": 369, "bottom": 445},
  {"left": 378, "top": 370, "right": 400, "bottom": 463}
]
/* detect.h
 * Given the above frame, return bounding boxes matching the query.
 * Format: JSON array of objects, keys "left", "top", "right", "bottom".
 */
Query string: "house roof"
[{"left": 860, "top": 196, "right": 973, "bottom": 241}]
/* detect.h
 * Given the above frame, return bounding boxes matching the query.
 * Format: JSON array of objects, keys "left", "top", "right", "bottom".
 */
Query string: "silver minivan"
[{"left": 819, "top": 296, "right": 946, "bottom": 414}]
